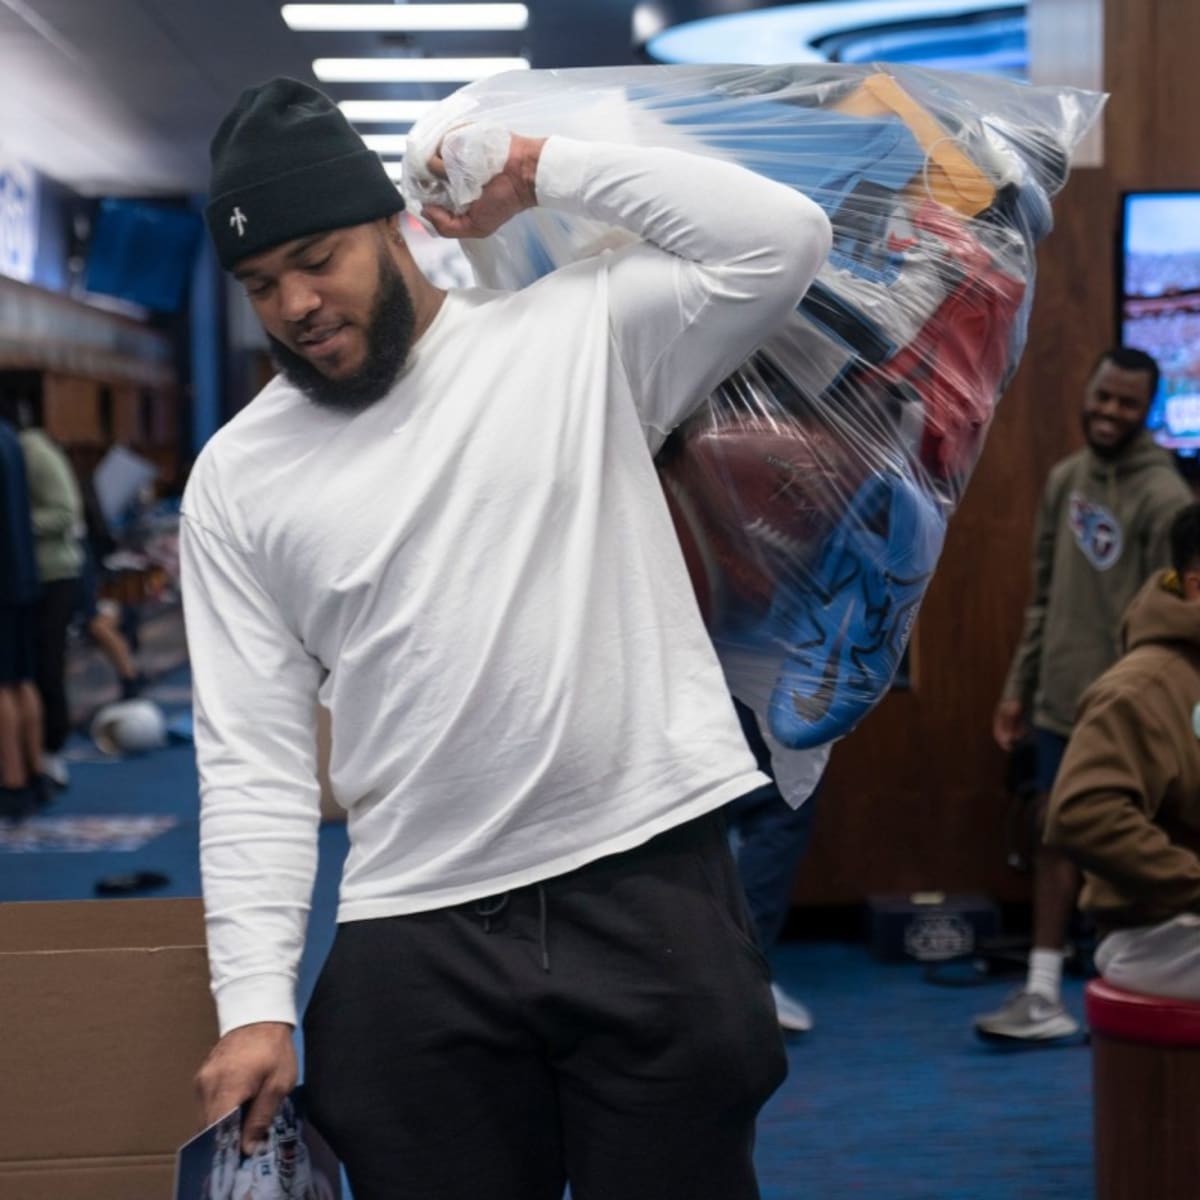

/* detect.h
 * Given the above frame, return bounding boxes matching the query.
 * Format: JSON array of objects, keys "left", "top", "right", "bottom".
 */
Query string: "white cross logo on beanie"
[{"left": 230, "top": 206, "right": 248, "bottom": 237}]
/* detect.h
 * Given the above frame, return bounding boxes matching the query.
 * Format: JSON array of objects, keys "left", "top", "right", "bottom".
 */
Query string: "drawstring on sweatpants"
[
  {"left": 473, "top": 892, "right": 509, "bottom": 932},
  {"left": 471, "top": 886, "right": 551, "bottom": 972},
  {"left": 537, "top": 882, "right": 549, "bottom": 973}
]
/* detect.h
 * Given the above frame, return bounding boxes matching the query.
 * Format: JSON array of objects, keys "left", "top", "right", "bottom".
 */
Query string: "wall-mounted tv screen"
[
  {"left": 84, "top": 198, "right": 202, "bottom": 314},
  {"left": 1120, "top": 191, "right": 1200, "bottom": 455}
]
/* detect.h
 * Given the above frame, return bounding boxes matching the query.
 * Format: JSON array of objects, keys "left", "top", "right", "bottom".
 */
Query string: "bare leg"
[
  {"left": 87, "top": 613, "right": 137, "bottom": 682},
  {"left": 0, "top": 686, "right": 27, "bottom": 789},
  {"left": 16, "top": 681, "right": 43, "bottom": 777},
  {"left": 974, "top": 793, "right": 1083, "bottom": 1038},
  {"left": 1033, "top": 794, "right": 1081, "bottom": 951}
]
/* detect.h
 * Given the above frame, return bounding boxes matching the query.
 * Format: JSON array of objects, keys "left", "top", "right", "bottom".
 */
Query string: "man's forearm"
[
  {"left": 534, "top": 135, "right": 829, "bottom": 282},
  {"left": 1002, "top": 609, "right": 1043, "bottom": 706},
  {"left": 1047, "top": 789, "right": 1200, "bottom": 913},
  {"left": 530, "top": 135, "right": 830, "bottom": 437},
  {"left": 200, "top": 784, "right": 320, "bottom": 1034}
]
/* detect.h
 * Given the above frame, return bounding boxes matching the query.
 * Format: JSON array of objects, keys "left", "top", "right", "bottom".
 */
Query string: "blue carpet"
[
  {"left": 760, "top": 944, "right": 1091, "bottom": 1198},
  {"left": 0, "top": 666, "right": 1094, "bottom": 1198}
]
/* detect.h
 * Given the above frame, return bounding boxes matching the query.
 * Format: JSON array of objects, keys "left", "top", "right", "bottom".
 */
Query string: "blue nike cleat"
[{"left": 764, "top": 470, "right": 945, "bottom": 748}]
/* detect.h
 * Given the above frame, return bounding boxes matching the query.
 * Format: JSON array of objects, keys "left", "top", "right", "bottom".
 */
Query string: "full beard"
[
  {"left": 1082, "top": 412, "right": 1146, "bottom": 460},
  {"left": 269, "top": 253, "right": 417, "bottom": 415}
]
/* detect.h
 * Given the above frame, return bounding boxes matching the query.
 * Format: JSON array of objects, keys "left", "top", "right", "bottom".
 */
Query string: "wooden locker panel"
[
  {"left": 42, "top": 374, "right": 103, "bottom": 445},
  {"left": 145, "top": 386, "right": 180, "bottom": 449},
  {"left": 110, "top": 384, "right": 143, "bottom": 445}
]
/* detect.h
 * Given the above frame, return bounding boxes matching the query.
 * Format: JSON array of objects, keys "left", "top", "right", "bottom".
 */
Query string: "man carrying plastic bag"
[
  {"left": 187, "top": 72, "right": 829, "bottom": 1200},
  {"left": 184, "top": 65, "right": 1098, "bottom": 1200}
]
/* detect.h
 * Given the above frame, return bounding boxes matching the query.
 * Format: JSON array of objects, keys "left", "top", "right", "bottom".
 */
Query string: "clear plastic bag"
[{"left": 402, "top": 64, "right": 1103, "bottom": 793}]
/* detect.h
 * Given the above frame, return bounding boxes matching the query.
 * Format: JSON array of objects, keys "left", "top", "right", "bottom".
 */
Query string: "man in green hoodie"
[
  {"left": 977, "top": 346, "right": 1191, "bottom": 1042},
  {"left": 1045, "top": 502, "right": 1200, "bottom": 1001}
]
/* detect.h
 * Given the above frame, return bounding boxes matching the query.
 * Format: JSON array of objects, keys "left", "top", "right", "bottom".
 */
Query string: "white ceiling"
[{"left": 0, "top": 0, "right": 637, "bottom": 195}]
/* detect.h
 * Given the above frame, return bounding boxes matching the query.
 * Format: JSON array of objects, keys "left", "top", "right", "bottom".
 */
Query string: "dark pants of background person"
[
  {"left": 0, "top": 603, "right": 37, "bottom": 691},
  {"left": 34, "top": 578, "right": 77, "bottom": 753},
  {"left": 727, "top": 698, "right": 820, "bottom": 950},
  {"left": 303, "top": 810, "right": 787, "bottom": 1200},
  {"left": 1030, "top": 724, "right": 1087, "bottom": 953},
  {"left": 1033, "top": 726, "right": 1068, "bottom": 795}
]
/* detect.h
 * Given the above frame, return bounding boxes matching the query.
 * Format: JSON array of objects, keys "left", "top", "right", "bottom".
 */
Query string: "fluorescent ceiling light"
[
  {"left": 339, "top": 100, "right": 436, "bottom": 123},
  {"left": 363, "top": 134, "right": 410, "bottom": 154},
  {"left": 314, "top": 57, "right": 529, "bottom": 82},
  {"left": 382, "top": 160, "right": 406, "bottom": 182},
  {"left": 283, "top": 4, "right": 529, "bottom": 31}
]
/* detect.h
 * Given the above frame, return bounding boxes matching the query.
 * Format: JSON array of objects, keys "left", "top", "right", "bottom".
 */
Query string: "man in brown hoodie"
[
  {"left": 1045, "top": 503, "right": 1200, "bottom": 1001},
  {"left": 978, "top": 347, "right": 1191, "bottom": 1041}
]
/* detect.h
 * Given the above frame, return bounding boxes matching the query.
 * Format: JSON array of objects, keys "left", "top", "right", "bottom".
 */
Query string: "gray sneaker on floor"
[
  {"left": 771, "top": 983, "right": 813, "bottom": 1033},
  {"left": 974, "top": 988, "right": 1080, "bottom": 1043}
]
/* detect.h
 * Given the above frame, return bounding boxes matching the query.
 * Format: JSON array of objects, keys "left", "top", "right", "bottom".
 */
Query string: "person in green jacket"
[
  {"left": 0, "top": 393, "right": 84, "bottom": 789},
  {"left": 976, "top": 346, "right": 1192, "bottom": 1043}
]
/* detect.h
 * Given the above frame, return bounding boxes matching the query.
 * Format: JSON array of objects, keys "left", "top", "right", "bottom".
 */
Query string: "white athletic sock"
[{"left": 1027, "top": 948, "right": 1064, "bottom": 1002}]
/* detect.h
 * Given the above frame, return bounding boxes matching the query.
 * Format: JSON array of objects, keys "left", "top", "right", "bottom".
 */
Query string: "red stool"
[{"left": 1085, "top": 979, "right": 1200, "bottom": 1200}]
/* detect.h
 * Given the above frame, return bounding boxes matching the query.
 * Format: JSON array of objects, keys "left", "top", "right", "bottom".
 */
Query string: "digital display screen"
[
  {"left": 1120, "top": 192, "right": 1200, "bottom": 454},
  {"left": 84, "top": 198, "right": 202, "bottom": 314}
]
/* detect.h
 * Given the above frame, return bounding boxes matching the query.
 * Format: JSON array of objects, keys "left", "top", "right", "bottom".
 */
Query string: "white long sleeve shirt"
[{"left": 181, "top": 135, "right": 831, "bottom": 1035}]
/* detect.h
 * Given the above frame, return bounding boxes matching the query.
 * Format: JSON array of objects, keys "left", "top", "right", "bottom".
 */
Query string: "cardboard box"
[{"left": 0, "top": 898, "right": 218, "bottom": 1199}]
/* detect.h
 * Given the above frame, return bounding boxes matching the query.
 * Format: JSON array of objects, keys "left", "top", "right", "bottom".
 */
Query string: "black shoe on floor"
[
  {"left": 120, "top": 672, "right": 150, "bottom": 701},
  {"left": 0, "top": 784, "right": 41, "bottom": 823},
  {"left": 94, "top": 870, "right": 171, "bottom": 896},
  {"left": 33, "top": 773, "right": 56, "bottom": 811}
]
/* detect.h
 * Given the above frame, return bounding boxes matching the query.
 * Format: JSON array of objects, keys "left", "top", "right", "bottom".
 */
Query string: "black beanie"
[{"left": 206, "top": 77, "right": 404, "bottom": 270}]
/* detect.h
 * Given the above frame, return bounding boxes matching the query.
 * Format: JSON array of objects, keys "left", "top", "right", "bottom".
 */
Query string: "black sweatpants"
[
  {"left": 34, "top": 578, "right": 77, "bottom": 753},
  {"left": 303, "top": 810, "right": 787, "bottom": 1200}
]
